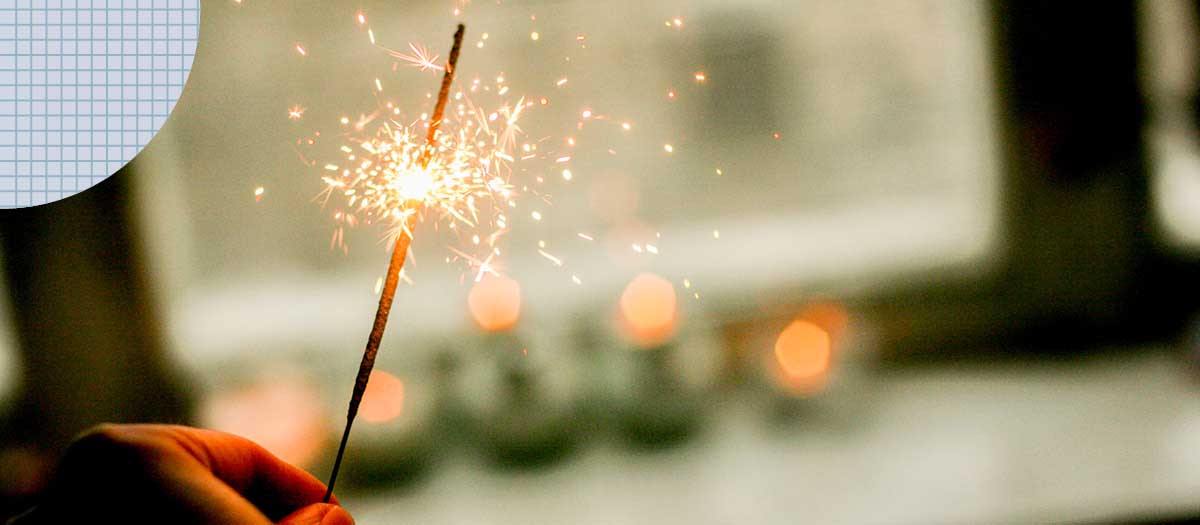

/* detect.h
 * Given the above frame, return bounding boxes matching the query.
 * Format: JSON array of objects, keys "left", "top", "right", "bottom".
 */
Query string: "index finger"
[{"left": 119, "top": 425, "right": 335, "bottom": 520}]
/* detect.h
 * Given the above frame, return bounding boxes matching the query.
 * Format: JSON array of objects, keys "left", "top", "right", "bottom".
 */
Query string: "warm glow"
[
  {"left": 800, "top": 300, "right": 849, "bottom": 340},
  {"left": 359, "top": 370, "right": 406, "bottom": 423},
  {"left": 771, "top": 320, "right": 832, "bottom": 395},
  {"left": 390, "top": 167, "right": 436, "bottom": 201},
  {"left": 201, "top": 376, "right": 326, "bottom": 467},
  {"left": 468, "top": 273, "right": 522, "bottom": 332},
  {"left": 619, "top": 272, "right": 678, "bottom": 348}
]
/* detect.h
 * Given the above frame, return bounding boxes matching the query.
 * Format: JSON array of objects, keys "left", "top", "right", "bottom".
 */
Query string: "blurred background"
[{"left": 3, "top": 0, "right": 1200, "bottom": 523}]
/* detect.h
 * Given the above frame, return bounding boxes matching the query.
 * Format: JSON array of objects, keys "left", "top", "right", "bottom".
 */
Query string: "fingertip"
[{"left": 322, "top": 505, "right": 355, "bottom": 525}]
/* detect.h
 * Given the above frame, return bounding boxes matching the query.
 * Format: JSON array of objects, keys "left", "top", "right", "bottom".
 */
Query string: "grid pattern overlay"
[{"left": 0, "top": 0, "right": 199, "bottom": 208}]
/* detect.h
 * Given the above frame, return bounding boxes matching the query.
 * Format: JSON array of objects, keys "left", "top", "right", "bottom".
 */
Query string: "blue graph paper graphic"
[{"left": 0, "top": 0, "right": 199, "bottom": 208}]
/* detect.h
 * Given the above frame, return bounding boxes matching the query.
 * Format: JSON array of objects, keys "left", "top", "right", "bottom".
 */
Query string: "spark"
[
  {"left": 288, "top": 105, "right": 306, "bottom": 120},
  {"left": 713, "top": 229, "right": 720, "bottom": 239},
  {"left": 646, "top": 244, "right": 658, "bottom": 254},
  {"left": 556, "top": 77, "right": 568, "bottom": 87},
  {"left": 715, "top": 168, "right": 723, "bottom": 176},
  {"left": 254, "top": 186, "right": 264, "bottom": 202},
  {"left": 295, "top": 43, "right": 308, "bottom": 56},
  {"left": 537, "top": 249, "right": 563, "bottom": 266},
  {"left": 621, "top": 122, "right": 631, "bottom": 131},
  {"left": 390, "top": 43, "right": 444, "bottom": 72},
  {"left": 571, "top": 275, "right": 582, "bottom": 285},
  {"left": 561, "top": 169, "right": 572, "bottom": 181},
  {"left": 694, "top": 71, "right": 707, "bottom": 83},
  {"left": 530, "top": 31, "right": 540, "bottom": 41},
  {"left": 577, "top": 232, "right": 593, "bottom": 241},
  {"left": 663, "top": 144, "right": 674, "bottom": 153}
]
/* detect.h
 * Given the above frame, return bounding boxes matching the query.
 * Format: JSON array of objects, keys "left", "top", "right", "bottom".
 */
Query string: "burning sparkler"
[{"left": 322, "top": 23, "right": 468, "bottom": 503}]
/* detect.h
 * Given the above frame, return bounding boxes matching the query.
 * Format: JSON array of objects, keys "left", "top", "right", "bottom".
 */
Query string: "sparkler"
[{"left": 322, "top": 23, "right": 467, "bottom": 503}]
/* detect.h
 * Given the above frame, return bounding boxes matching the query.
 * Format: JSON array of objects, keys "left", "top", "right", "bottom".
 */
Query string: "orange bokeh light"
[
  {"left": 468, "top": 274, "right": 522, "bottom": 332},
  {"left": 359, "top": 370, "right": 406, "bottom": 423},
  {"left": 771, "top": 320, "right": 833, "bottom": 395},
  {"left": 619, "top": 272, "right": 678, "bottom": 348}
]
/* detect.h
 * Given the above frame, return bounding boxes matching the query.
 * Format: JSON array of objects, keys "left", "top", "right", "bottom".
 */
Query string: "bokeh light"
[
  {"left": 468, "top": 274, "right": 522, "bottom": 332},
  {"left": 771, "top": 320, "right": 833, "bottom": 396},
  {"left": 619, "top": 272, "right": 678, "bottom": 348},
  {"left": 359, "top": 370, "right": 406, "bottom": 424}
]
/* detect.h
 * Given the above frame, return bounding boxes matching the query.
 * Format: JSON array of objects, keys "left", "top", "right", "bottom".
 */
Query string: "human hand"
[{"left": 8, "top": 424, "right": 353, "bottom": 525}]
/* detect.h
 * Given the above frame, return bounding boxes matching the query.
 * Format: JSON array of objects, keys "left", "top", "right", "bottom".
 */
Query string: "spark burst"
[{"left": 318, "top": 96, "right": 526, "bottom": 262}]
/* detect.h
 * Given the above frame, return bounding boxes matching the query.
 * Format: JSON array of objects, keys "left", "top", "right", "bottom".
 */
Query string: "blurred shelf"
[{"left": 345, "top": 348, "right": 1200, "bottom": 525}]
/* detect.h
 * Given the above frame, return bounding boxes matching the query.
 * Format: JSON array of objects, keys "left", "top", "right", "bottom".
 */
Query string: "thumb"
[{"left": 277, "top": 503, "right": 355, "bottom": 525}]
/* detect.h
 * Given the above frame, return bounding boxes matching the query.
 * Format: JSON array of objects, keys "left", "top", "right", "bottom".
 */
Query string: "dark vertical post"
[
  {"left": 991, "top": 1, "right": 1153, "bottom": 345},
  {"left": 0, "top": 169, "right": 191, "bottom": 461}
]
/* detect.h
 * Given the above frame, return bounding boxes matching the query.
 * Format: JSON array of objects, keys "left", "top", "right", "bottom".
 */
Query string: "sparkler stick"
[{"left": 323, "top": 23, "right": 466, "bottom": 504}]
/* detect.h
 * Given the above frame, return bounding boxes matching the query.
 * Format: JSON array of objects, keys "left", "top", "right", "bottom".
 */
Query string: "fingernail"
[{"left": 322, "top": 505, "right": 355, "bottom": 525}]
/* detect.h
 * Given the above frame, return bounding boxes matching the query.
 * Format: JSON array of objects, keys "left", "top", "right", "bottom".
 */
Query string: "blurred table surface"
[{"left": 346, "top": 347, "right": 1200, "bottom": 525}]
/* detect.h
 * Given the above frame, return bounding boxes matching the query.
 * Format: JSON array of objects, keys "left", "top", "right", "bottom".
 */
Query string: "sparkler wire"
[{"left": 323, "top": 23, "right": 467, "bottom": 504}]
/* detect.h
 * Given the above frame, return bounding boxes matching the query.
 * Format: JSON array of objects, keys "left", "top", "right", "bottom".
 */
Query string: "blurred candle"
[
  {"left": 468, "top": 274, "right": 522, "bottom": 332},
  {"left": 770, "top": 319, "right": 833, "bottom": 396},
  {"left": 618, "top": 272, "right": 678, "bottom": 348},
  {"left": 614, "top": 272, "right": 705, "bottom": 447}
]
